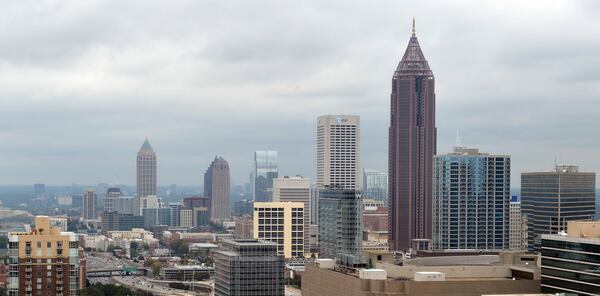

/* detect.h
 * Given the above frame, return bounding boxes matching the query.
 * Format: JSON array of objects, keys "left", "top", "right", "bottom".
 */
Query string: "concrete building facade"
[
  {"left": 272, "top": 176, "right": 311, "bottom": 254},
  {"left": 253, "top": 202, "right": 305, "bottom": 258},
  {"left": 316, "top": 115, "right": 360, "bottom": 191},
  {"left": 509, "top": 196, "right": 528, "bottom": 251}
]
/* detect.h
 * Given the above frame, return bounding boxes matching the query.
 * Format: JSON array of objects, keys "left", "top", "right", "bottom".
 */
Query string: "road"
[
  {"left": 113, "top": 275, "right": 202, "bottom": 296},
  {"left": 285, "top": 286, "right": 302, "bottom": 296}
]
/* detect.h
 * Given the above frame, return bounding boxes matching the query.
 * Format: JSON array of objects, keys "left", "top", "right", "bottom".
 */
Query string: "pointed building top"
[
  {"left": 139, "top": 137, "right": 154, "bottom": 152},
  {"left": 395, "top": 19, "right": 432, "bottom": 76}
]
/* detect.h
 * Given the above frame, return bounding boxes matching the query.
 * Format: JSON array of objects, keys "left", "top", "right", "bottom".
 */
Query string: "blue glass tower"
[{"left": 433, "top": 146, "right": 511, "bottom": 250}]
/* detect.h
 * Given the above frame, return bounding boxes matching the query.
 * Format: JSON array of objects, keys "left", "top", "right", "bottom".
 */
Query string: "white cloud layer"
[{"left": 0, "top": 0, "right": 599, "bottom": 186}]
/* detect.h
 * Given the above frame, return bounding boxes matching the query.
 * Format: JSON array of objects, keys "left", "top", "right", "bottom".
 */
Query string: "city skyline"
[{"left": 0, "top": 1, "right": 599, "bottom": 187}]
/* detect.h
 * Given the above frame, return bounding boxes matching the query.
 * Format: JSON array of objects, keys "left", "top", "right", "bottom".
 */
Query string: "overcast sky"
[{"left": 0, "top": 0, "right": 599, "bottom": 187}]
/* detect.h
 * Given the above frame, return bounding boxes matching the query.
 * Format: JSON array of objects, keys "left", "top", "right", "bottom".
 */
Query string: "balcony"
[
  {"left": 25, "top": 268, "right": 32, "bottom": 272},
  {"left": 56, "top": 267, "right": 63, "bottom": 272},
  {"left": 57, "top": 281, "right": 63, "bottom": 285}
]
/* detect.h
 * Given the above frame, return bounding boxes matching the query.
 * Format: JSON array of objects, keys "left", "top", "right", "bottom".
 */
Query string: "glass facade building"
[
  {"left": 254, "top": 151, "right": 278, "bottom": 203},
  {"left": 433, "top": 147, "right": 510, "bottom": 250},
  {"left": 522, "top": 165, "right": 596, "bottom": 251},
  {"left": 214, "top": 239, "right": 284, "bottom": 296},
  {"left": 318, "top": 188, "right": 363, "bottom": 260},
  {"left": 541, "top": 226, "right": 600, "bottom": 295},
  {"left": 362, "top": 169, "right": 387, "bottom": 206}
]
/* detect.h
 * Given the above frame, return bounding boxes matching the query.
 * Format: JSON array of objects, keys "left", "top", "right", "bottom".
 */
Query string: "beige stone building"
[
  {"left": 273, "top": 176, "right": 311, "bottom": 253},
  {"left": 253, "top": 202, "right": 304, "bottom": 258}
]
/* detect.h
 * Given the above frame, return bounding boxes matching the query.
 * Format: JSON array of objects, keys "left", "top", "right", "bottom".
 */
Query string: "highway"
[{"left": 86, "top": 252, "right": 209, "bottom": 295}]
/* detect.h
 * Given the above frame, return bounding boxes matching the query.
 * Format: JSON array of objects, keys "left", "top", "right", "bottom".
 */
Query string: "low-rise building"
[
  {"left": 234, "top": 215, "right": 253, "bottom": 239},
  {"left": 541, "top": 220, "right": 600, "bottom": 295},
  {"left": 83, "top": 235, "right": 109, "bottom": 251},
  {"left": 160, "top": 265, "right": 214, "bottom": 281},
  {"left": 302, "top": 252, "right": 541, "bottom": 296},
  {"left": 214, "top": 239, "right": 284, "bottom": 296}
]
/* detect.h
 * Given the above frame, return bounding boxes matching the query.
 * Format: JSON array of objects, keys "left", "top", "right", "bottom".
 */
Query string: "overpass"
[{"left": 86, "top": 267, "right": 148, "bottom": 277}]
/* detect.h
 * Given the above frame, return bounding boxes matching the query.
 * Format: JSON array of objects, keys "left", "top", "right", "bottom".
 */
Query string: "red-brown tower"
[{"left": 388, "top": 19, "right": 436, "bottom": 251}]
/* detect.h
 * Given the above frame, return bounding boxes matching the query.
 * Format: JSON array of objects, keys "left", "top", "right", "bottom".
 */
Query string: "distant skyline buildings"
[
  {"left": 362, "top": 169, "right": 387, "bottom": 205},
  {"left": 253, "top": 150, "right": 278, "bottom": 202},
  {"left": 205, "top": 156, "right": 231, "bottom": 222},
  {"left": 103, "top": 187, "right": 122, "bottom": 212},
  {"left": 388, "top": 22, "right": 437, "bottom": 251},
  {"left": 82, "top": 188, "right": 97, "bottom": 220},
  {"left": 136, "top": 138, "right": 157, "bottom": 212}
]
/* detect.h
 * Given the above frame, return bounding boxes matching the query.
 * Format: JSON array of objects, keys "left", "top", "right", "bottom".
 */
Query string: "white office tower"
[
  {"left": 273, "top": 176, "right": 312, "bottom": 254},
  {"left": 316, "top": 115, "right": 360, "bottom": 191}
]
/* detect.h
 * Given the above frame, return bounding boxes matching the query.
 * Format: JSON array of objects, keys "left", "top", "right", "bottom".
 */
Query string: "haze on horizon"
[{"left": 0, "top": 0, "right": 599, "bottom": 187}]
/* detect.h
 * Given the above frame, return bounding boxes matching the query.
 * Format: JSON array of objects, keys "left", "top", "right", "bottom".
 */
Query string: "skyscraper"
[
  {"left": 33, "top": 183, "right": 45, "bottom": 198},
  {"left": 136, "top": 138, "right": 157, "bottom": 213},
  {"left": 103, "top": 187, "right": 122, "bottom": 212},
  {"left": 253, "top": 151, "right": 278, "bottom": 202},
  {"left": 316, "top": 115, "right": 360, "bottom": 191},
  {"left": 522, "top": 165, "right": 596, "bottom": 251},
  {"left": 272, "top": 176, "right": 312, "bottom": 254},
  {"left": 168, "top": 202, "right": 183, "bottom": 226},
  {"left": 362, "top": 169, "right": 387, "bottom": 205},
  {"left": 433, "top": 146, "right": 510, "bottom": 250},
  {"left": 388, "top": 20, "right": 436, "bottom": 251},
  {"left": 205, "top": 157, "right": 231, "bottom": 222},
  {"left": 82, "top": 189, "right": 97, "bottom": 220}
]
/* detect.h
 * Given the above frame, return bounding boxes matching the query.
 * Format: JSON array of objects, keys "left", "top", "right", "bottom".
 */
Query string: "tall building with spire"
[
  {"left": 136, "top": 138, "right": 157, "bottom": 213},
  {"left": 205, "top": 156, "right": 231, "bottom": 223},
  {"left": 388, "top": 19, "right": 437, "bottom": 251}
]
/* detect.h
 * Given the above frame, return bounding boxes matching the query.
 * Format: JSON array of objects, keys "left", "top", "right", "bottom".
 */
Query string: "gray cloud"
[{"left": 0, "top": 0, "right": 598, "bottom": 187}]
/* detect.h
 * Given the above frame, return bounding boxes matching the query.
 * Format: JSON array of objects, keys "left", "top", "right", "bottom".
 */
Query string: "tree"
[
  {"left": 144, "top": 259, "right": 162, "bottom": 278},
  {"left": 169, "top": 239, "right": 189, "bottom": 257},
  {"left": 150, "top": 260, "right": 162, "bottom": 278}
]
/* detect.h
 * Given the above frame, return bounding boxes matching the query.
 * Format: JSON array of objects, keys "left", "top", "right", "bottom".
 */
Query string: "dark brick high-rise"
[{"left": 388, "top": 20, "right": 436, "bottom": 251}]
